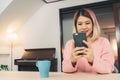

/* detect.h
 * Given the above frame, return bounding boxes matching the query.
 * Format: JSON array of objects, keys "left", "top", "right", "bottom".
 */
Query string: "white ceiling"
[{"left": 0, "top": 0, "right": 45, "bottom": 36}]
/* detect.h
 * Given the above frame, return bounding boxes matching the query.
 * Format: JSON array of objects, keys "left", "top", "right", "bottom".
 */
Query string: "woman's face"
[{"left": 76, "top": 16, "right": 93, "bottom": 37}]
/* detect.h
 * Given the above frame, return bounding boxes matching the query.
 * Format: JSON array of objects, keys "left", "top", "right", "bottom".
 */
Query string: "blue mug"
[{"left": 36, "top": 60, "right": 51, "bottom": 78}]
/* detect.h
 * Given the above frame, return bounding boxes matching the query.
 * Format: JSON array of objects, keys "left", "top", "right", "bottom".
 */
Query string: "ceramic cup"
[{"left": 36, "top": 60, "right": 51, "bottom": 78}]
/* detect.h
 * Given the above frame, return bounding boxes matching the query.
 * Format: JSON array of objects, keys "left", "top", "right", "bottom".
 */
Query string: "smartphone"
[{"left": 73, "top": 32, "right": 87, "bottom": 48}]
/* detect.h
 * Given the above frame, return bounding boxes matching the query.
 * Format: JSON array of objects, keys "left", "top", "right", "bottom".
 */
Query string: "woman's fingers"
[
  {"left": 72, "top": 47, "right": 86, "bottom": 57},
  {"left": 83, "top": 40, "right": 91, "bottom": 48}
]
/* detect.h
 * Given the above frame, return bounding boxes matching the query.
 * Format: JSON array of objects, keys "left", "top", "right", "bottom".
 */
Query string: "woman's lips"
[{"left": 81, "top": 31, "right": 87, "bottom": 33}]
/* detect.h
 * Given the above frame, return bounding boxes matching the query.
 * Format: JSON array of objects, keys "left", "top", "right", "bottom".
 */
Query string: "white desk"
[{"left": 0, "top": 71, "right": 119, "bottom": 80}]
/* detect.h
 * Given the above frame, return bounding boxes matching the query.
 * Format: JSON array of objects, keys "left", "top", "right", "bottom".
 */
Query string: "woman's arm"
[
  {"left": 92, "top": 38, "right": 115, "bottom": 74},
  {"left": 62, "top": 40, "right": 77, "bottom": 72}
]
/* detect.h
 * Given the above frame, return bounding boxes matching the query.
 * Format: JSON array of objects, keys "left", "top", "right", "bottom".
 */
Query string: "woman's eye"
[
  {"left": 86, "top": 22, "right": 90, "bottom": 25},
  {"left": 78, "top": 23, "right": 82, "bottom": 25}
]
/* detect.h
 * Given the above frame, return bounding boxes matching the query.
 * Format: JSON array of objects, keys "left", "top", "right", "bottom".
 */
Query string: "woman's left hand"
[{"left": 82, "top": 40, "right": 94, "bottom": 63}]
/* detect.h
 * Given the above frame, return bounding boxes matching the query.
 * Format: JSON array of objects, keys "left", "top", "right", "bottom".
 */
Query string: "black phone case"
[{"left": 73, "top": 32, "right": 87, "bottom": 47}]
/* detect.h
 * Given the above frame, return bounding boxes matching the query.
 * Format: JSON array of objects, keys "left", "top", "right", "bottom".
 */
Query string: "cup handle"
[{"left": 36, "top": 62, "right": 38, "bottom": 67}]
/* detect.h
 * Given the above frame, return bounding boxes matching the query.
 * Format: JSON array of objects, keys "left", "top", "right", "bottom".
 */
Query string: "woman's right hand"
[{"left": 71, "top": 47, "right": 85, "bottom": 63}]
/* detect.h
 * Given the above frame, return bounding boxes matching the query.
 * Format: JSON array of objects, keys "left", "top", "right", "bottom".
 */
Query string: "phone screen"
[{"left": 73, "top": 32, "right": 87, "bottom": 47}]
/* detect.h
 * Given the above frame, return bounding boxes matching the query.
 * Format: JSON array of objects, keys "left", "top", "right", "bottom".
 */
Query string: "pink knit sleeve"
[
  {"left": 62, "top": 40, "right": 77, "bottom": 72},
  {"left": 92, "top": 38, "right": 115, "bottom": 73}
]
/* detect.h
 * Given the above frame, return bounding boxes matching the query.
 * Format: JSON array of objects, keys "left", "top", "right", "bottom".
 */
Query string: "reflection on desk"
[{"left": 0, "top": 71, "right": 119, "bottom": 80}]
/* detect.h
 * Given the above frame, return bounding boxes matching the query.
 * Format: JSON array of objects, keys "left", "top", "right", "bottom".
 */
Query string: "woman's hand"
[
  {"left": 71, "top": 40, "right": 94, "bottom": 64},
  {"left": 82, "top": 40, "right": 94, "bottom": 63},
  {"left": 71, "top": 47, "right": 85, "bottom": 63}
]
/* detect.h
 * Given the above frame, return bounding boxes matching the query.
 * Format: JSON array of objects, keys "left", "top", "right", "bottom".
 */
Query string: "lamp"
[{"left": 7, "top": 32, "right": 17, "bottom": 71}]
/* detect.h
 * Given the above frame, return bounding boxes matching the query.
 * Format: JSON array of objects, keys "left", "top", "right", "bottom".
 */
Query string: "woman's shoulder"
[
  {"left": 97, "top": 37, "right": 109, "bottom": 41},
  {"left": 66, "top": 39, "right": 74, "bottom": 44},
  {"left": 64, "top": 39, "right": 74, "bottom": 48},
  {"left": 91, "top": 37, "right": 110, "bottom": 47},
  {"left": 94, "top": 37, "right": 109, "bottom": 43}
]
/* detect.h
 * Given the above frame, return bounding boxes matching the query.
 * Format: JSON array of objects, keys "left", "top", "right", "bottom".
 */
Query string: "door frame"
[
  {"left": 113, "top": 3, "right": 120, "bottom": 73},
  {"left": 59, "top": 0, "right": 120, "bottom": 72}
]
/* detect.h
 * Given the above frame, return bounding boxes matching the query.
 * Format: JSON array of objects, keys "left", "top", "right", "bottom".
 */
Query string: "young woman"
[{"left": 62, "top": 8, "right": 115, "bottom": 74}]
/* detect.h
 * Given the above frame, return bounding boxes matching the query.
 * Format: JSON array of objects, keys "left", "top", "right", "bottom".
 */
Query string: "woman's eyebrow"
[{"left": 77, "top": 20, "right": 91, "bottom": 23}]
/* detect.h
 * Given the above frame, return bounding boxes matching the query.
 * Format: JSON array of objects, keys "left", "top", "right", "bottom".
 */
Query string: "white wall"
[
  {"left": 15, "top": 0, "right": 106, "bottom": 71},
  {"left": 0, "top": 0, "right": 45, "bottom": 71}
]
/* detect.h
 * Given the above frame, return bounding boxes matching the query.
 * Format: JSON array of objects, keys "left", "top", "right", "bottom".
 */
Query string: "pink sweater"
[{"left": 62, "top": 37, "right": 115, "bottom": 74}]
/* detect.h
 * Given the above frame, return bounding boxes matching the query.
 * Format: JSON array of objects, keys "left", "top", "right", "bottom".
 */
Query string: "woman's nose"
[{"left": 82, "top": 24, "right": 87, "bottom": 29}]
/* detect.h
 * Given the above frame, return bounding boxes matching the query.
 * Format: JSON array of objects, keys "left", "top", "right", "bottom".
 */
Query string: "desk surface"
[{"left": 0, "top": 71, "right": 119, "bottom": 80}]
